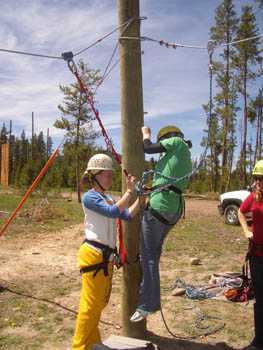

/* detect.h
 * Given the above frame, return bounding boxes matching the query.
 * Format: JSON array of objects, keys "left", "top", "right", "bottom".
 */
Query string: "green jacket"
[{"left": 149, "top": 137, "right": 192, "bottom": 213}]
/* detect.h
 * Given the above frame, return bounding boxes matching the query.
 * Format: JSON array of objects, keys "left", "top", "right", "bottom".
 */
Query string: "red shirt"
[{"left": 240, "top": 192, "right": 263, "bottom": 256}]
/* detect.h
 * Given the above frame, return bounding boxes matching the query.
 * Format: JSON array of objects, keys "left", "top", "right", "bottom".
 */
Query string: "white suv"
[{"left": 218, "top": 187, "right": 252, "bottom": 225}]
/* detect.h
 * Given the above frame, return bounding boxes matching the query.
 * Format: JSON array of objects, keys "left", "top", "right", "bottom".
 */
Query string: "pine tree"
[
  {"left": 234, "top": 5, "right": 260, "bottom": 186},
  {"left": 249, "top": 87, "right": 263, "bottom": 163},
  {"left": 54, "top": 59, "right": 101, "bottom": 202},
  {"left": 0, "top": 123, "right": 8, "bottom": 143},
  {"left": 209, "top": 0, "right": 239, "bottom": 192},
  {"left": 255, "top": 0, "right": 263, "bottom": 8},
  {"left": 201, "top": 103, "right": 221, "bottom": 192},
  {"left": 35, "top": 131, "right": 46, "bottom": 165},
  {"left": 10, "top": 131, "right": 28, "bottom": 185},
  {"left": 225, "top": 78, "right": 239, "bottom": 191}
]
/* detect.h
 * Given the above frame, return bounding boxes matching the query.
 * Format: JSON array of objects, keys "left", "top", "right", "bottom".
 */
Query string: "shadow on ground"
[{"left": 146, "top": 331, "right": 239, "bottom": 350}]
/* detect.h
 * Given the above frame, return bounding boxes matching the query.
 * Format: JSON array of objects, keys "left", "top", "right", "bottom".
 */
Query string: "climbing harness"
[
  {"left": 142, "top": 184, "right": 184, "bottom": 226},
  {"left": 161, "top": 278, "right": 225, "bottom": 340},
  {"left": 80, "top": 239, "right": 117, "bottom": 278},
  {"left": 246, "top": 239, "right": 263, "bottom": 261}
]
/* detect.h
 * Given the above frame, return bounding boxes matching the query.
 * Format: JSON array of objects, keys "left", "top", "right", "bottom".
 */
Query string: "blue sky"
[{"left": 0, "top": 0, "right": 261, "bottom": 161}]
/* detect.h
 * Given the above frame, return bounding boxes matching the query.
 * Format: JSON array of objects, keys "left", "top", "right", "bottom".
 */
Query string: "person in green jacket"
[{"left": 130, "top": 125, "right": 192, "bottom": 322}]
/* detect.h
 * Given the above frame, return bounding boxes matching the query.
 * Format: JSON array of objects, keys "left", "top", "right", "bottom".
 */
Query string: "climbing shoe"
[{"left": 130, "top": 310, "right": 149, "bottom": 322}]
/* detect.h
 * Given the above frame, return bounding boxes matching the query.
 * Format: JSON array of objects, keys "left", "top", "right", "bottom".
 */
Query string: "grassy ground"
[{"left": 0, "top": 190, "right": 255, "bottom": 350}]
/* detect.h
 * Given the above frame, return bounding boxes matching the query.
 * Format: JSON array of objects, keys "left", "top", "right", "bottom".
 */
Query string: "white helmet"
[{"left": 86, "top": 153, "right": 114, "bottom": 171}]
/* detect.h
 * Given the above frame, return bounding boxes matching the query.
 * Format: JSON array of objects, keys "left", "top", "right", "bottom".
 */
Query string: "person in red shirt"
[{"left": 238, "top": 159, "right": 263, "bottom": 350}]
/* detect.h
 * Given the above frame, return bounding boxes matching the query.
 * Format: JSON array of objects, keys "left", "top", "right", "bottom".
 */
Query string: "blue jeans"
[{"left": 137, "top": 208, "right": 180, "bottom": 313}]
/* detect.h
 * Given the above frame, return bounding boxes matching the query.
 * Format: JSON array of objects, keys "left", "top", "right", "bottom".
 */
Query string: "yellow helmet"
[
  {"left": 157, "top": 125, "right": 184, "bottom": 142},
  {"left": 252, "top": 159, "right": 263, "bottom": 176}
]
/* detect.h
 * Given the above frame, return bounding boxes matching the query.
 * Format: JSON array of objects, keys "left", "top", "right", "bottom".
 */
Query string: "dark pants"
[{"left": 249, "top": 255, "right": 263, "bottom": 347}]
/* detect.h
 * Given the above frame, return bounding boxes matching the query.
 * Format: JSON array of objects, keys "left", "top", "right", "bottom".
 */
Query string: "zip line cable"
[
  {"left": 0, "top": 16, "right": 145, "bottom": 61},
  {"left": 94, "top": 41, "right": 120, "bottom": 94},
  {"left": 93, "top": 16, "right": 134, "bottom": 94},
  {"left": 74, "top": 16, "right": 145, "bottom": 57},
  {"left": 0, "top": 47, "right": 62, "bottom": 60},
  {"left": 0, "top": 19, "right": 262, "bottom": 60},
  {"left": 119, "top": 32, "right": 263, "bottom": 50}
]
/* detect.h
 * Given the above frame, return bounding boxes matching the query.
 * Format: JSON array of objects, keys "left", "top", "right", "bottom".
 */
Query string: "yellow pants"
[{"left": 72, "top": 244, "right": 113, "bottom": 350}]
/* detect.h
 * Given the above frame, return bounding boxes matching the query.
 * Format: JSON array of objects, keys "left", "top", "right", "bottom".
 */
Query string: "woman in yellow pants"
[
  {"left": 73, "top": 245, "right": 113, "bottom": 349},
  {"left": 72, "top": 153, "right": 140, "bottom": 350}
]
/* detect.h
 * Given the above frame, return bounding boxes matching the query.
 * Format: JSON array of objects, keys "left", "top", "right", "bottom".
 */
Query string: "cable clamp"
[
  {"left": 61, "top": 51, "right": 74, "bottom": 62},
  {"left": 61, "top": 52, "right": 78, "bottom": 74}
]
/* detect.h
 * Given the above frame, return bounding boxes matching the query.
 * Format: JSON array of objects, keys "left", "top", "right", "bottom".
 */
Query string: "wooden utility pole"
[{"left": 118, "top": 0, "right": 146, "bottom": 339}]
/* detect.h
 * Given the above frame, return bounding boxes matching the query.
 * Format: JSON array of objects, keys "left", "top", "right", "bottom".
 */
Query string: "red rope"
[
  {"left": 72, "top": 68, "right": 128, "bottom": 177},
  {"left": 117, "top": 217, "right": 126, "bottom": 266},
  {"left": 66, "top": 60, "right": 129, "bottom": 266}
]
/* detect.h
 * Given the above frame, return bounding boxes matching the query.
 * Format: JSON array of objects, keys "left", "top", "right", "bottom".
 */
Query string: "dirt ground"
[{"left": 0, "top": 199, "right": 253, "bottom": 350}]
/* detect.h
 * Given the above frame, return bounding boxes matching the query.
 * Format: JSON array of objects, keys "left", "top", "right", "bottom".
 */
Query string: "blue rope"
[
  {"left": 136, "top": 153, "right": 207, "bottom": 195},
  {"left": 176, "top": 278, "right": 217, "bottom": 300},
  {"left": 160, "top": 278, "right": 225, "bottom": 340}
]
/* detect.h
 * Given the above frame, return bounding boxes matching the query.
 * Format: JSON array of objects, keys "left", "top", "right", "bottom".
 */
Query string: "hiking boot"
[{"left": 130, "top": 310, "right": 149, "bottom": 322}]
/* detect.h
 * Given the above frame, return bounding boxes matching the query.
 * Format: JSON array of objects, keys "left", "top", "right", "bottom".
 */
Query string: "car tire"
[{"left": 224, "top": 204, "right": 239, "bottom": 225}]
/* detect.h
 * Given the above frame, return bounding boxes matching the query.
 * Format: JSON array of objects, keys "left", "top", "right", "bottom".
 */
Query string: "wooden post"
[
  {"left": 9, "top": 120, "right": 12, "bottom": 185},
  {"left": 118, "top": 0, "right": 146, "bottom": 339}
]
